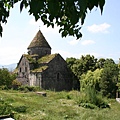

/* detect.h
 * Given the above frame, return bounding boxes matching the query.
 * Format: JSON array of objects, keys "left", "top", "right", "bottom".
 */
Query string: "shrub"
[
  {"left": 0, "top": 85, "right": 8, "bottom": 90},
  {"left": 14, "top": 105, "right": 28, "bottom": 113},
  {"left": 78, "top": 87, "right": 110, "bottom": 109},
  {"left": 18, "top": 85, "right": 37, "bottom": 92},
  {"left": 18, "top": 86, "right": 29, "bottom": 92},
  {"left": 25, "top": 86, "right": 37, "bottom": 92},
  {"left": 66, "top": 94, "right": 71, "bottom": 99},
  {"left": 0, "top": 98, "right": 13, "bottom": 115},
  {"left": 12, "top": 79, "right": 21, "bottom": 90},
  {"left": 79, "top": 103, "right": 97, "bottom": 109}
]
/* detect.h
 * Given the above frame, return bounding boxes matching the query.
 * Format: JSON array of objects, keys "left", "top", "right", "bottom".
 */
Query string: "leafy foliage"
[
  {"left": 12, "top": 79, "right": 22, "bottom": 90},
  {"left": 0, "top": 98, "right": 13, "bottom": 115},
  {"left": 18, "top": 85, "right": 38, "bottom": 92},
  {"left": 80, "top": 69, "right": 102, "bottom": 91},
  {"left": 0, "top": 0, "right": 105, "bottom": 38},
  {"left": 66, "top": 55, "right": 119, "bottom": 98},
  {"left": 66, "top": 54, "right": 97, "bottom": 79},
  {"left": 0, "top": 68, "right": 16, "bottom": 89},
  {"left": 14, "top": 105, "right": 28, "bottom": 113},
  {"left": 0, "top": 97, "right": 27, "bottom": 117},
  {"left": 78, "top": 87, "right": 109, "bottom": 109},
  {"left": 99, "top": 59, "right": 119, "bottom": 98}
]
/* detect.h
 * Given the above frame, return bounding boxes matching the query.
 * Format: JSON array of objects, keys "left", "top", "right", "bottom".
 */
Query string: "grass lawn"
[{"left": 0, "top": 90, "right": 120, "bottom": 120}]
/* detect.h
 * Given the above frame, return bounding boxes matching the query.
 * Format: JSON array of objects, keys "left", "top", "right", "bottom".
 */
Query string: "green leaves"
[
  {"left": 47, "top": 0, "right": 59, "bottom": 16},
  {"left": 29, "top": 0, "right": 45, "bottom": 21},
  {"left": 20, "top": 0, "right": 29, "bottom": 12},
  {"left": 0, "top": 0, "right": 105, "bottom": 38},
  {"left": 98, "top": 0, "right": 105, "bottom": 14},
  {"left": 0, "top": 25, "right": 3, "bottom": 37},
  {"left": 0, "top": 1, "right": 10, "bottom": 36}
]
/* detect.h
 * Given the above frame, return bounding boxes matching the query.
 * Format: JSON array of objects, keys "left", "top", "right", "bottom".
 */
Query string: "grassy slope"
[{"left": 0, "top": 90, "right": 120, "bottom": 120}]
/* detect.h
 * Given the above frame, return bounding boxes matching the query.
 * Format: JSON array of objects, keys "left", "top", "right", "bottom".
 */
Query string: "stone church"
[{"left": 17, "top": 30, "right": 73, "bottom": 91}]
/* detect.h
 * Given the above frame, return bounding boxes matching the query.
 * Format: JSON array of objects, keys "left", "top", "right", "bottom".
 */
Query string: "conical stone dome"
[
  {"left": 28, "top": 30, "right": 51, "bottom": 49},
  {"left": 27, "top": 30, "right": 51, "bottom": 58}
]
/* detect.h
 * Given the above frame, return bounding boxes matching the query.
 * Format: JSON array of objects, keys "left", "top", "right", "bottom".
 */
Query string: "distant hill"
[
  {"left": 0, "top": 63, "right": 17, "bottom": 71},
  {"left": 115, "top": 60, "right": 119, "bottom": 64}
]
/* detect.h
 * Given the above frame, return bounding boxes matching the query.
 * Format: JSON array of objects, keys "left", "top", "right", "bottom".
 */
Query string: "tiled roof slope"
[{"left": 28, "top": 30, "right": 51, "bottom": 49}]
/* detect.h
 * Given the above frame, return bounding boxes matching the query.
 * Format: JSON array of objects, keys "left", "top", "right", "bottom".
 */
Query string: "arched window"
[
  {"left": 19, "top": 67, "right": 21, "bottom": 72},
  {"left": 57, "top": 73, "right": 60, "bottom": 80},
  {"left": 25, "top": 67, "right": 27, "bottom": 72}
]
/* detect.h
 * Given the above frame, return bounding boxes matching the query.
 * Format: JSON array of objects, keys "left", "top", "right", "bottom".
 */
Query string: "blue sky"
[{"left": 0, "top": 0, "right": 120, "bottom": 65}]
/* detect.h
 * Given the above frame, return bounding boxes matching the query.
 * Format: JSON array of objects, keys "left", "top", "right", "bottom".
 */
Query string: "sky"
[{"left": 0, "top": 0, "right": 120, "bottom": 65}]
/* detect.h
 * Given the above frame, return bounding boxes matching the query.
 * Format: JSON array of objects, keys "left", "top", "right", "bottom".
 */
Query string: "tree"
[
  {"left": 96, "top": 58, "right": 106, "bottom": 68},
  {"left": 66, "top": 57, "right": 80, "bottom": 90},
  {"left": 99, "top": 59, "right": 119, "bottom": 98},
  {"left": 72, "top": 55, "right": 97, "bottom": 78},
  {"left": 80, "top": 69, "right": 102, "bottom": 91},
  {"left": 66, "top": 55, "right": 97, "bottom": 79},
  {"left": 0, "top": 0, "right": 105, "bottom": 38},
  {"left": 0, "top": 68, "right": 16, "bottom": 88},
  {"left": 66, "top": 57, "right": 77, "bottom": 70}
]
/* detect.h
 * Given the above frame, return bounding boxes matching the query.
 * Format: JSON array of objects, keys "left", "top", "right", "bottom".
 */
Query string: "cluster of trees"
[
  {"left": 0, "top": 68, "right": 16, "bottom": 89},
  {"left": 66, "top": 55, "right": 119, "bottom": 98}
]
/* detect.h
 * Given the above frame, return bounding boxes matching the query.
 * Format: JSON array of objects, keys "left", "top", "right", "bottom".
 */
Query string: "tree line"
[{"left": 66, "top": 54, "right": 119, "bottom": 98}]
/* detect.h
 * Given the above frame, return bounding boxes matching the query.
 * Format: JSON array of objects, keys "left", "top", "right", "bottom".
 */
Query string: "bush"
[
  {"left": 25, "top": 86, "right": 37, "bottom": 92},
  {"left": 12, "top": 79, "right": 21, "bottom": 90},
  {"left": 78, "top": 87, "right": 110, "bottom": 109},
  {"left": 79, "top": 103, "right": 97, "bottom": 109},
  {"left": 0, "top": 85, "right": 8, "bottom": 90},
  {"left": 66, "top": 94, "right": 71, "bottom": 99},
  {"left": 14, "top": 105, "right": 28, "bottom": 113},
  {"left": 0, "top": 98, "right": 13, "bottom": 115},
  {"left": 18, "top": 86, "right": 29, "bottom": 92},
  {"left": 18, "top": 86, "right": 37, "bottom": 92}
]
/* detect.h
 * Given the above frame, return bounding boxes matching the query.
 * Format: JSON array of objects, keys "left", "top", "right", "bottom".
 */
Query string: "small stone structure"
[{"left": 17, "top": 30, "right": 73, "bottom": 91}]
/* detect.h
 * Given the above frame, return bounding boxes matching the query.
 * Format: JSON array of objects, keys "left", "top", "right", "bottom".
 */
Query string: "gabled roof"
[{"left": 27, "top": 30, "right": 51, "bottom": 49}]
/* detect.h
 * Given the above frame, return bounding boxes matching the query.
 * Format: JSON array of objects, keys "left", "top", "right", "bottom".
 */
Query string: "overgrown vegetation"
[
  {"left": 1, "top": 54, "right": 120, "bottom": 119},
  {"left": 0, "top": 68, "right": 16, "bottom": 89},
  {"left": 66, "top": 55, "right": 119, "bottom": 98},
  {"left": 0, "top": 90, "right": 120, "bottom": 120},
  {"left": 78, "top": 87, "right": 109, "bottom": 109}
]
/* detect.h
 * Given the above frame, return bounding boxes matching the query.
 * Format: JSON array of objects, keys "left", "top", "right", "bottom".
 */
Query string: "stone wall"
[
  {"left": 28, "top": 47, "right": 51, "bottom": 58},
  {"left": 17, "top": 56, "right": 30, "bottom": 85},
  {"left": 41, "top": 54, "right": 73, "bottom": 91}
]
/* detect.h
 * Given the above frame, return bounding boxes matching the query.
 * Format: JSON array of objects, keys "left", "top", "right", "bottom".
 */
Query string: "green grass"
[{"left": 0, "top": 90, "right": 120, "bottom": 120}]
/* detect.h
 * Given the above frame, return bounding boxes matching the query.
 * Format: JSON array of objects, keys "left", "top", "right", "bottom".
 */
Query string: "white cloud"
[
  {"left": 68, "top": 39, "right": 79, "bottom": 45},
  {"left": 87, "top": 23, "right": 111, "bottom": 33},
  {"left": 81, "top": 40, "right": 95, "bottom": 45}
]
